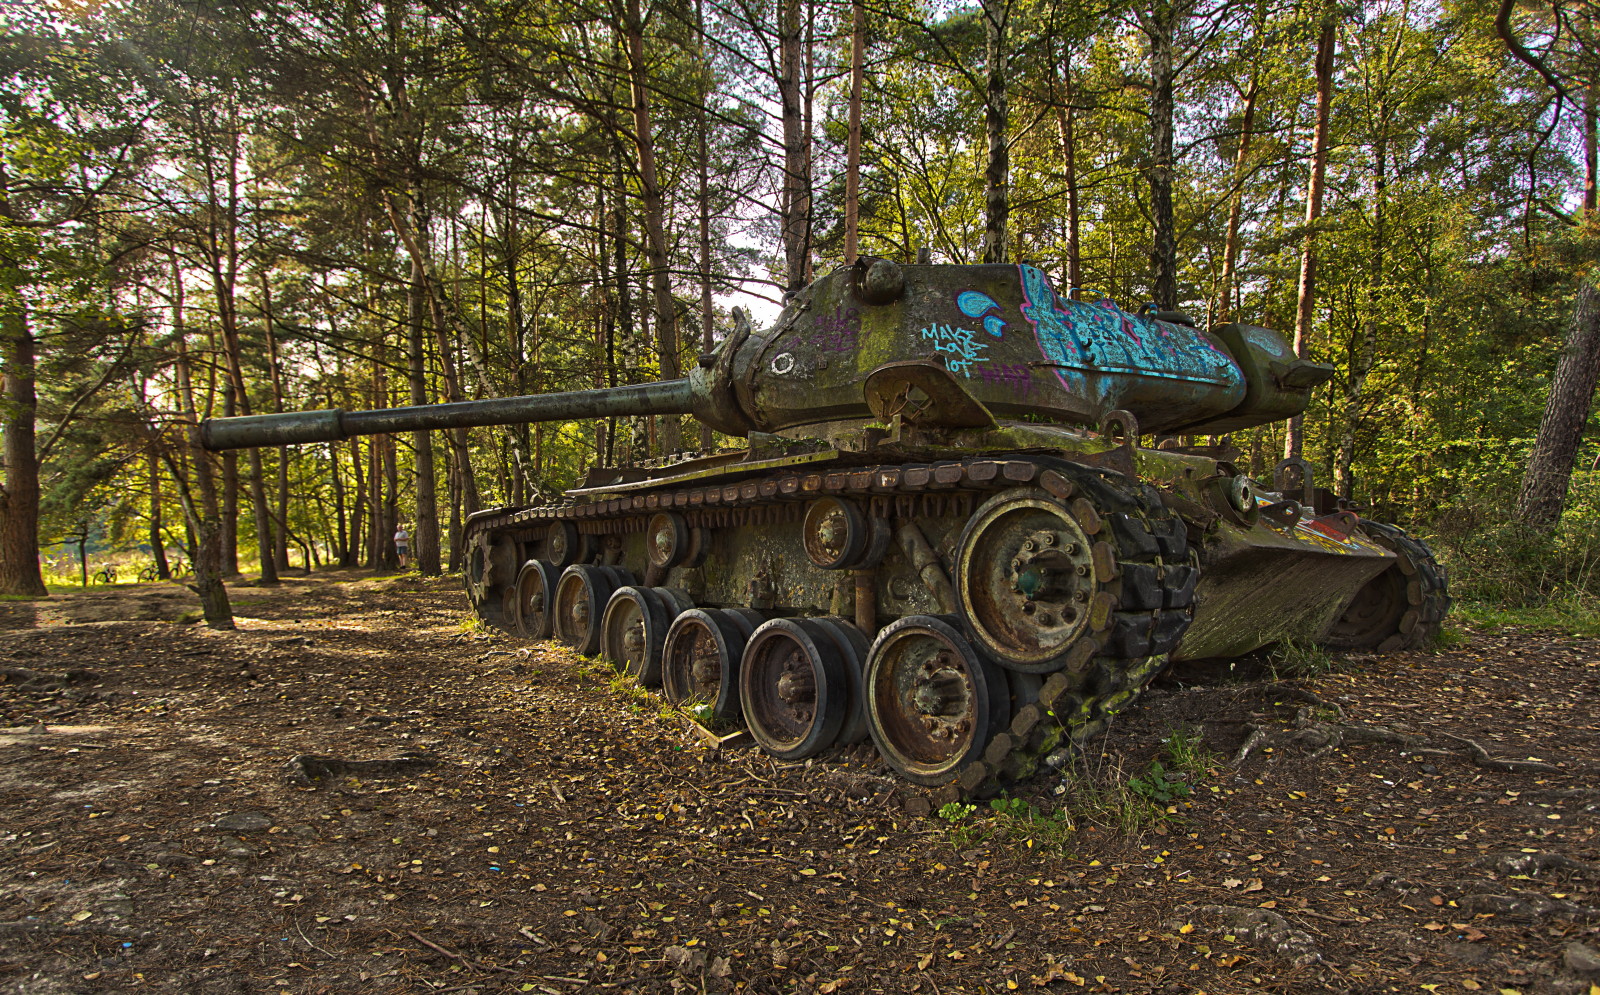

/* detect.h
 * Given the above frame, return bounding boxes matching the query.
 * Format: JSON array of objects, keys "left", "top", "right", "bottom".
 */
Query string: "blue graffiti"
[
  {"left": 956, "top": 290, "right": 1008, "bottom": 337},
  {"left": 918, "top": 323, "right": 988, "bottom": 377},
  {"left": 1016, "top": 264, "right": 1241, "bottom": 386}
]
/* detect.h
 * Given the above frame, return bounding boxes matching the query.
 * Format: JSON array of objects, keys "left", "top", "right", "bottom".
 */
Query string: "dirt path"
[{"left": 2, "top": 572, "right": 1598, "bottom": 994}]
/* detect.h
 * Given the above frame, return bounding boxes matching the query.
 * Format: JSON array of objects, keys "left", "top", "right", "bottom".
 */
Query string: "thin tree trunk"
[
  {"left": 845, "top": 0, "right": 864, "bottom": 264},
  {"left": 623, "top": 0, "right": 683, "bottom": 454},
  {"left": 778, "top": 0, "right": 810, "bottom": 290},
  {"left": 0, "top": 291, "right": 46, "bottom": 597},
  {"left": 1517, "top": 281, "right": 1600, "bottom": 528},
  {"left": 1052, "top": 41, "right": 1081, "bottom": 289},
  {"left": 329, "top": 441, "right": 347, "bottom": 566},
  {"left": 407, "top": 253, "right": 442, "bottom": 574},
  {"left": 148, "top": 450, "right": 171, "bottom": 580},
  {"left": 1336, "top": 116, "right": 1387, "bottom": 499},
  {"left": 1586, "top": 85, "right": 1597, "bottom": 217},
  {"left": 1286, "top": 16, "right": 1336, "bottom": 461},
  {"left": 980, "top": 0, "right": 1011, "bottom": 264},
  {"left": 1144, "top": 7, "right": 1179, "bottom": 310},
  {"left": 697, "top": 0, "right": 716, "bottom": 451},
  {"left": 1216, "top": 76, "right": 1260, "bottom": 323},
  {"left": 170, "top": 292, "right": 231, "bottom": 628},
  {"left": 259, "top": 271, "right": 292, "bottom": 573}
]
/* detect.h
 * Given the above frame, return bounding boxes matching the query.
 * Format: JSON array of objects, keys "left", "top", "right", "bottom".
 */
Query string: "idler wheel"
[
  {"left": 954, "top": 487, "right": 1100, "bottom": 673},
  {"left": 662, "top": 608, "right": 749, "bottom": 721},
  {"left": 553, "top": 564, "right": 619, "bottom": 656},
  {"left": 865, "top": 615, "right": 1007, "bottom": 786},
  {"left": 512, "top": 559, "right": 560, "bottom": 640},
  {"left": 601, "top": 586, "right": 675, "bottom": 687},
  {"left": 1322, "top": 521, "right": 1450, "bottom": 651},
  {"left": 739, "top": 618, "right": 848, "bottom": 760}
]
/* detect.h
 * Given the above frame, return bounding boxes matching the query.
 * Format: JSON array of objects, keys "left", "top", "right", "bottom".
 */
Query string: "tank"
[{"left": 202, "top": 258, "right": 1450, "bottom": 800}]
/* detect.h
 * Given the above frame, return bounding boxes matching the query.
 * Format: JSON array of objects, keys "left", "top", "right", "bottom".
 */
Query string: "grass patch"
[
  {"left": 1453, "top": 598, "right": 1600, "bottom": 637},
  {"left": 936, "top": 728, "right": 1222, "bottom": 848},
  {"left": 1265, "top": 638, "right": 1337, "bottom": 679}
]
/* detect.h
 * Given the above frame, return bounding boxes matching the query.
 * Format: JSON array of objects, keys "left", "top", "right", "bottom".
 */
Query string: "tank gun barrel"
[{"left": 200, "top": 379, "right": 696, "bottom": 451}]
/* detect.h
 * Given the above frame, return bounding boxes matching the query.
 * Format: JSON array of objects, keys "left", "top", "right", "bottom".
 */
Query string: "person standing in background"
[{"left": 394, "top": 523, "right": 410, "bottom": 569}]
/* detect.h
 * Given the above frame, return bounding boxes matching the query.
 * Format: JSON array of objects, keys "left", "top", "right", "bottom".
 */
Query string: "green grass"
[
  {"left": 1265, "top": 638, "right": 1337, "bottom": 679},
  {"left": 1453, "top": 598, "right": 1600, "bottom": 637},
  {"left": 934, "top": 729, "right": 1221, "bottom": 849}
]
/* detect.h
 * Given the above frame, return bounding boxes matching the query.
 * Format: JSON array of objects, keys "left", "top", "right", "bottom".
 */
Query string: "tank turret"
[
  {"left": 202, "top": 259, "right": 1333, "bottom": 452},
  {"left": 198, "top": 259, "right": 1445, "bottom": 805}
]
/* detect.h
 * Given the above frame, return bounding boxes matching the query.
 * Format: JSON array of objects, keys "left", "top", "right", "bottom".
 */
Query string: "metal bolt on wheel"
[
  {"left": 662, "top": 608, "right": 750, "bottom": 721},
  {"left": 512, "top": 560, "right": 560, "bottom": 640},
  {"left": 601, "top": 586, "right": 680, "bottom": 687},
  {"left": 954, "top": 488, "right": 1101, "bottom": 673},
  {"left": 553, "top": 564, "right": 618, "bottom": 656},
  {"left": 865, "top": 615, "right": 1007, "bottom": 786},
  {"left": 739, "top": 618, "right": 848, "bottom": 760}
]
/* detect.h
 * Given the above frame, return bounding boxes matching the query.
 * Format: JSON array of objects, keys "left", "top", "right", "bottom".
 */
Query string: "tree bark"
[
  {"left": 845, "top": 0, "right": 864, "bottom": 265},
  {"left": 1586, "top": 85, "right": 1597, "bottom": 217},
  {"left": 980, "top": 0, "right": 1011, "bottom": 264},
  {"left": 1217, "top": 76, "right": 1260, "bottom": 323},
  {"left": 148, "top": 449, "right": 171, "bottom": 580},
  {"left": 696, "top": 0, "right": 717, "bottom": 451},
  {"left": 623, "top": 0, "right": 683, "bottom": 455},
  {"left": 1144, "top": 7, "right": 1179, "bottom": 311},
  {"left": 407, "top": 252, "right": 442, "bottom": 575},
  {"left": 1052, "top": 41, "right": 1081, "bottom": 289},
  {"left": 259, "top": 271, "right": 291, "bottom": 573},
  {"left": 171, "top": 291, "right": 232, "bottom": 628},
  {"left": 0, "top": 292, "right": 47, "bottom": 597},
  {"left": 777, "top": 0, "right": 811, "bottom": 290},
  {"left": 1517, "top": 281, "right": 1600, "bottom": 528},
  {"left": 1286, "top": 16, "right": 1336, "bottom": 461}
]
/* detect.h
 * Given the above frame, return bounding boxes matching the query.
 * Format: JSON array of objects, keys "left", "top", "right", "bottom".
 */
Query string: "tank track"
[
  {"left": 1326, "top": 521, "right": 1451, "bottom": 652},
  {"left": 462, "top": 454, "right": 1195, "bottom": 800}
]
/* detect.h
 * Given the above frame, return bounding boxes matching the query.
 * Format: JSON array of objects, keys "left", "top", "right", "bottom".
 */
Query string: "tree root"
[
  {"left": 1230, "top": 693, "right": 1565, "bottom": 774},
  {"left": 284, "top": 753, "right": 437, "bottom": 788},
  {"left": 0, "top": 667, "right": 102, "bottom": 690},
  {"left": 1183, "top": 905, "right": 1322, "bottom": 967},
  {"left": 1368, "top": 854, "right": 1600, "bottom": 922}
]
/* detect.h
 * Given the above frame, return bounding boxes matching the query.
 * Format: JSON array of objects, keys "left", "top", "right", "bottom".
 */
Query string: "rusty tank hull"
[{"left": 203, "top": 258, "right": 1450, "bottom": 798}]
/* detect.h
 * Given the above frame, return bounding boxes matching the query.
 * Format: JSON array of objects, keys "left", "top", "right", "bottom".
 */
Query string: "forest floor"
[{"left": 2, "top": 571, "right": 1599, "bottom": 995}]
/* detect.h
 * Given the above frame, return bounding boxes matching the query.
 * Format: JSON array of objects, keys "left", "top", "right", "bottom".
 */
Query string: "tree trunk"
[
  {"left": 329, "top": 441, "right": 347, "bottom": 566},
  {"left": 844, "top": 0, "right": 864, "bottom": 264},
  {"left": 259, "top": 272, "right": 292, "bottom": 573},
  {"left": 220, "top": 385, "right": 239, "bottom": 576},
  {"left": 980, "top": 0, "right": 1011, "bottom": 265},
  {"left": 623, "top": 0, "right": 683, "bottom": 454},
  {"left": 1586, "top": 85, "right": 1597, "bottom": 217},
  {"left": 170, "top": 297, "right": 231, "bottom": 628},
  {"left": 697, "top": 0, "right": 717, "bottom": 451},
  {"left": 407, "top": 252, "right": 442, "bottom": 575},
  {"left": 1517, "top": 281, "right": 1600, "bottom": 528},
  {"left": 1052, "top": 41, "right": 1081, "bottom": 289},
  {"left": 148, "top": 450, "right": 171, "bottom": 580},
  {"left": 0, "top": 292, "right": 47, "bottom": 597},
  {"left": 1285, "top": 16, "right": 1336, "bottom": 461},
  {"left": 1145, "top": 7, "right": 1178, "bottom": 311},
  {"left": 778, "top": 0, "right": 811, "bottom": 290},
  {"left": 1216, "top": 76, "right": 1259, "bottom": 323},
  {"left": 1335, "top": 108, "right": 1387, "bottom": 500}
]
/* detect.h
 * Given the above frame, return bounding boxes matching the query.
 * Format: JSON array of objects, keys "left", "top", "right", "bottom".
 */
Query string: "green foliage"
[
  {"left": 1428, "top": 479, "right": 1600, "bottom": 609},
  {"left": 937, "top": 801, "right": 976, "bottom": 823},
  {"left": 1266, "top": 639, "right": 1337, "bottom": 680},
  {"left": 1128, "top": 760, "right": 1191, "bottom": 806}
]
